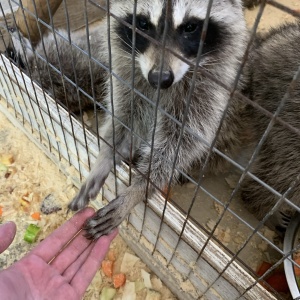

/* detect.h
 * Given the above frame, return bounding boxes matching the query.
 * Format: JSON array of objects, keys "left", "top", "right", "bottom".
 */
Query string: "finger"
[
  {"left": 70, "top": 229, "right": 118, "bottom": 296},
  {"left": 50, "top": 228, "right": 93, "bottom": 274},
  {"left": 30, "top": 208, "right": 95, "bottom": 262},
  {"left": 0, "top": 221, "right": 16, "bottom": 253}
]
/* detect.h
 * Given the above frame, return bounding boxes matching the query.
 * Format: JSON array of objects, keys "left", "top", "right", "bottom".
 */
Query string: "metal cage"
[{"left": 0, "top": 0, "right": 300, "bottom": 299}]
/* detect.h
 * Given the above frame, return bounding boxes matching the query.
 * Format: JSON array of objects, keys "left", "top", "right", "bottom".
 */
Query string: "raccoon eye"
[
  {"left": 137, "top": 17, "right": 150, "bottom": 31},
  {"left": 183, "top": 22, "right": 198, "bottom": 33}
]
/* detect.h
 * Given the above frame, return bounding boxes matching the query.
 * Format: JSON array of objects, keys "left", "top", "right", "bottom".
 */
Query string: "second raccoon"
[{"left": 241, "top": 22, "right": 300, "bottom": 232}]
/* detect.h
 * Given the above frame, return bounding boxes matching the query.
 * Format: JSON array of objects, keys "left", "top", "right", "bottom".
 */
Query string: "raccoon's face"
[{"left": 111, "top": 0, "right": 245, "bottom": 89}]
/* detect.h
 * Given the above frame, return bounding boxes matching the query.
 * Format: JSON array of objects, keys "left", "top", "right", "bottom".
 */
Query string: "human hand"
[{"left": 0, "top": 208, "right": 118, "bottom": 300}]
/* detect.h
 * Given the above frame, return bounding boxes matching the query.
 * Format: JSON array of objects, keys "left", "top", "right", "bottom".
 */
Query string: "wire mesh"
[{"left": 0, "top": 0, "right": 300, "bottom": 299}]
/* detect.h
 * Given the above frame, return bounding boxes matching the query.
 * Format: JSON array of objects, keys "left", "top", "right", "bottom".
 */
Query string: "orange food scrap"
[
  {"left": 113, "top": 273, "right": 126, "bottom": 288},
  {"left": 266, "top": 272, "right": 289, "bottom": 294},
  {"left": 256, "top": 261, "right": 272, "bottom": 277},
  {"left": 107, "top": 249, "right": 116, "bottom": 262},
  {"left": 256, "top": 261, "right": 289, "bottom": 294},
  {"left": 31, "top": 212, "right": 41, "bottom": 220},
  {"left": 0, "top": 206, "right": 3, "bottom": 217},
  {"left": 102, "top": 260, "right": 114, "bottom": 278}
]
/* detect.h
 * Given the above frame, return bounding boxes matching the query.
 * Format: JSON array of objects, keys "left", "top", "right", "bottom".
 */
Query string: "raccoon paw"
[
  {"left": 68, "top": 177, "right": 105, "bottom": 211},
  {"left": 83, "top": 197, "right": 125, "bottom": 240},
  {"left": 265, "top": 210, "right": 293, "bottom": 235}
]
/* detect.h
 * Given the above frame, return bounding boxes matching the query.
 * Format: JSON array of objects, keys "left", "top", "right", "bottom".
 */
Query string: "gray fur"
[
  {"left": 241, "top": 22, "right": 300, "bottom": 231},
  {"left": 12, "top": 0, "right": 248, "bottom": 239},
  {"left": 11, "top": 28, "right": 107, "bottom": 113},
  {"left": 67, "top": 0, "right": 248, "bottom": 239}
]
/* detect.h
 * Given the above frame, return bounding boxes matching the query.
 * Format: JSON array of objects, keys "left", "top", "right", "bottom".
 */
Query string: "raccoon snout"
[{"left": 148, "top": 69, "right": 174, "bottom": 89}]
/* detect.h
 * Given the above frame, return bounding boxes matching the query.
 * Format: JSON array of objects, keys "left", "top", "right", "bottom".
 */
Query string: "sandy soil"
[{"left": 245, "top": 1, "right": 299, "bottom": 32}]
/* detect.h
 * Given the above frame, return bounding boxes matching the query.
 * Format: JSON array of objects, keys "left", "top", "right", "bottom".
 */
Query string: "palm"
[
  {"left": 0, "top": 208, "right": 118, "bottom": 300},
  {"left": 12, "top": 255, "right": 79, "bottom": 299}
]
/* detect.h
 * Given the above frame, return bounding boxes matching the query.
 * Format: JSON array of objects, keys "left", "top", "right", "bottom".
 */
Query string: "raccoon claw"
[
  {"left": 265, "top": 210, "right": 292, "bottom": 234},
  {"left": 68, "top": 175, "right": 106, "bottom": 211},
  {"left": 278, "top": 211, "right": 292, "bottom": 227},
  {"left": 68, "top": 182, "right": 89, "bottom": 211},
  {"left": 83, "top": 225, "right": 114, "bottom": 240},
  {"left": 83, "top": 197, "right": 125, "bottom": 240}
]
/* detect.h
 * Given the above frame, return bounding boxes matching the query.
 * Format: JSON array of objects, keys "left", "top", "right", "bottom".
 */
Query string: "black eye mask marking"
[
  {"left": 115, "top": 13, "right": 229, "bottom": 61},
  {"left": 177, "top": 17, "right": 228, "bottom": 58},
  {"left": 115, "top": 14, "right": 155, "bottom": 54}
]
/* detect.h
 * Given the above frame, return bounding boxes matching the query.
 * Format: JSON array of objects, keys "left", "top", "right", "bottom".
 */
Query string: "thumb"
[{"left": 0, "top": 221, "right": 17, "bottom": 253}]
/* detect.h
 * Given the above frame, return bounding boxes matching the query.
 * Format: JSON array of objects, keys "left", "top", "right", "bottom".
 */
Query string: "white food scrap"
[{"left": 120, "top": 252, "right": 141, "bottom": 273}]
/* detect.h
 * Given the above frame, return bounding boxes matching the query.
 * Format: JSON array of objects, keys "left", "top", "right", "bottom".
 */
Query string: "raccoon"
[
  {"left": 241, "top": 22, "right": 300, "bottom": 232},
  {"left": 61, "top": 0, "right": 249, "bottom": 239},
  {"left": 9, "top": 26, "right": 107, "bottom": 113}
]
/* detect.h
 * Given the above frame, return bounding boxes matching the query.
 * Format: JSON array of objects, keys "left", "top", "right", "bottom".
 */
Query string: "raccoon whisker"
[
  {"left": 124, "top": 47, "right": 141, "bottom": 57},
  {"left": 204, "top": 61, "right": 222, "bottom": 66},
  {"left": 184, "top": 50, "right": 220, "bottom": 68},
  {"left": 187, "top": 62, "right": 221, "bottom": 71},
  {"left": 115, "top": 34, "right": 141, "bottom": 56},
  {"left": 199, "top": 49, "right": 220, "bottom": 59},
  {"left": 120, "top": 50, "right": 140, "bottom": 58},
  {"left": 187, "top": 60, "right": 222, "bottom": 73},
  {"left": 203, "top": 58, "right": 224, "bottom": 66},
  {"left": 114, "top": 52, "right": 132, "bottom": 59},
  {"left": 115, "top": 52, "right": 141, "bottom": 63},
  {"left": 187, "top": 69, "right": 208, "bottom": 74}
]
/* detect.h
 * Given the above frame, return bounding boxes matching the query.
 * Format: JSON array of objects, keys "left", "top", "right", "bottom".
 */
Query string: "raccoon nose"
[{"left": 148, "top": 69, "right": 174, "bottom": 89}]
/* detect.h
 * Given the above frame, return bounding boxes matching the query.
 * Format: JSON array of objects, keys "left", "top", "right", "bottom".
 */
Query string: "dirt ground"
[{"left": 244, "top": 1, "right": 299, "bottom": 32}]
